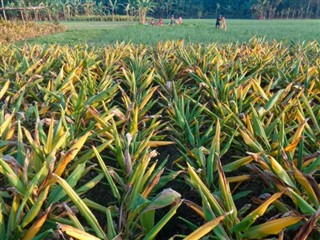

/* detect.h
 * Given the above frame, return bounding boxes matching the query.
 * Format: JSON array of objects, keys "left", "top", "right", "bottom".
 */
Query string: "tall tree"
[
  {"left": 135, "top": 0, "right": 155, "bottom": 24},
  {"left": 108, "top": 0, "right": 118, "bottom": 20},
  {"left": 1, "top": 0, "right": 7, "bottom": 20}
]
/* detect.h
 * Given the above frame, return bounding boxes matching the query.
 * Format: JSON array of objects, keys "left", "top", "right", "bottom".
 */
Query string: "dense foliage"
[
  {"left": 0, "top": 40, "right": 319, "bottom": 239},
  {"left": 1, "top": 0, "right": 320, "bottom": 20}
]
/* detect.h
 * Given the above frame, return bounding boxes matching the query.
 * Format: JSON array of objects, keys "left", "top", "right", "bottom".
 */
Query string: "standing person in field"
[
  {"left": 150, "top": 18, "right": 155, "bottom": 25},
  {"left": 215, "top": 15, "right": 222, "bottom": 28},
  {"left": 170, "top": 15, "right": 175, "bottom": 25},
  {"left": 221, "top": 16, "right": 227, "bottom": 31},
  {"left": 158, "top": 18, "right": 163, "bottom": 26},
  {"left": 177, "top": 17, "right": 182, "bottom": 25}
]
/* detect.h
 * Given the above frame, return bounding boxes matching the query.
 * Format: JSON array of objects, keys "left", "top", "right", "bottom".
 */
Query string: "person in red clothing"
[
  {"left": 150, "top": 18, "right": 155, "bottom": 25},
  {"left": 177, "top": 17, "right": 182, "bottom": 25},
  {"left": 158, "top": 18, "right": 163, "bottom": 26}
]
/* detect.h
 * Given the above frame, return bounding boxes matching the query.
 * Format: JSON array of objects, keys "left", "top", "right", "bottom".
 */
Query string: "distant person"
[
  {"left": 170, "top": 15, "right": 175, "bottom": 25},
  {"left": 221, "top": 17, "right": 227, "bottom": 31},
  {"left": 158, "top": 18, "right": 163, "bottom": 26},
  {"left": 215, "top": 15, "right": 222, "bottom": 28},
  {"left": 150, "top": 18, "right": 155, "bottom": 26},
  {"left": 177, "top": 17, "right": 182, "bottom": 25}
]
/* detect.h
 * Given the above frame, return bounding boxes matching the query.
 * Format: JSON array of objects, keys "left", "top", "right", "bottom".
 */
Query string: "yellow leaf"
[
  {"left": 57, "top": 224, "right": 101, "bottom": 240},
  {"left": 54, "top": 131, "right": 92, "bottom": 177},
  {"left": 44, "top": 116, "right": 55, "bottom": 154},
  {"left": 232, "top": 192, "right": 283, "bottom": 232},
  {"left": 246, "top": 115, "right": 254, "bottom": 135},
  {"left": 243, "top": 216, "right": 303, "bottom": 239},
  {"left": 183, "top": 200, "right": 205, "bottom": 219},
  {"left": 284, "top": 137, "right": 301, "bottom": 152},
  {"left": 130, "top": 105, "right": 139, "bottom": 136},
  {"left": 239, "top": 129, "right": 263, "bottom": 152},
  {"left": 184, "top": 214, "right": 227, "bottom": 240},
  {"left": 0, "top": 112, "right": 15, "bottom": 136},
  {"left": 269, "top": 156, "right": 296, "bottom": 188},
  {"left": 252, "top": 78, "right": 269, "bottom": 101},
  {"left": 22, "top": 207, "right": 51, "bottom": 240},
  {"left": 289, "top": 120, "right": 306, "bottom": 156},
  {"left": 292, "top": 164, "right": 319, "bottom": 207},
  {"left": 54, "top": 149, "right": 77, "bottom": 177},
  {"left": 0, "top": 80, "right": 10, "bottom": 100},
  {"left": 146, "top": 141, "right": 175, "bottom": 147},
  {"left": 227, "top": 175, "right": 251, "bottom": 183},
  {"left": 139, "top": 86, "right": 158, "bottom": 111}
]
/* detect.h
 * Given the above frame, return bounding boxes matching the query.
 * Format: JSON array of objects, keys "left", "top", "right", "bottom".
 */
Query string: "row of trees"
[
  {"left": 249, "top": 0, "right": 320, "bottom": 19},
  {"left": 0, "top": 0, "right": 154, "bottom": 24},
  {"left": 1, "top": 0, "right": 320, "bottom": 22},
  {"left": 1, "top": 1, "right": 106, "bottom": 21},
  {"left": 151, "top": 0, "right": 320, "bottom": 19}
]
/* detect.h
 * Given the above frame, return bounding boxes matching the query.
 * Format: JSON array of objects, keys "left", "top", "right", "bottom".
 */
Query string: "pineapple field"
[{"left": 0, "top": 39, "right": 319, "bottom": 239}]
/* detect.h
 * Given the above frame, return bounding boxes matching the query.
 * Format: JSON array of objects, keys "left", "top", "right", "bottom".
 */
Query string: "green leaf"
[
  {"left": 0, "top": 203, "right": 5, "bottom": 240},
  {"left": 264, "top": 89, "right": 285, "bottom": 111},
  {"left": 106, "top": 208, "right": 117, "bottom": 240},
  {"left": 53, "top": 174, "right": 106, "bottom": 239},
  {"left": 93, "top": 146, "right": 120, "bottom": 201},
  {"left": 143, "top": 188, "right": 181, "bottom": 213},
  {"left": 21, "top": 186, "right": 50, "bottom": 228},
  {"left": 0, "top": 157, "right": 26, "bottom": 194},
  {"left": 140, "top": 210, "right": 155, "bottom": 235},
  {"left": 143, "top": 200, "right": 181, "bottom": 240}
]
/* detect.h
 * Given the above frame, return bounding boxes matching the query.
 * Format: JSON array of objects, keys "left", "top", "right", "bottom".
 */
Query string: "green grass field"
[{"left": 22, "top": 19, "right": 320, "bottom": 45}]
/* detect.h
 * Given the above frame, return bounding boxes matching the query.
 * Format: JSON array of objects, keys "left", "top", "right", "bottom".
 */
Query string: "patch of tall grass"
[{"left": 0, "top": 20, "right": 66, "bottom": 44}]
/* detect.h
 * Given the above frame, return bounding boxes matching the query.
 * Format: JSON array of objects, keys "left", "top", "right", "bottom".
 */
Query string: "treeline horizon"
[
  {"left": 151, "top": 0, "right": 320, "bottom": 19},
  {"left": 1, "top": 0, "right": 320, "bottom": 20}
]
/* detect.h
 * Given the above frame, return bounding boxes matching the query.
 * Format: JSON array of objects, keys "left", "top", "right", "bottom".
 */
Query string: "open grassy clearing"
[
  {"left": 0, "top": 39, "right": 319, "bottom": 239},
  {"left": 22, "top": 19, "right": 320, "bottom": 45}
]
